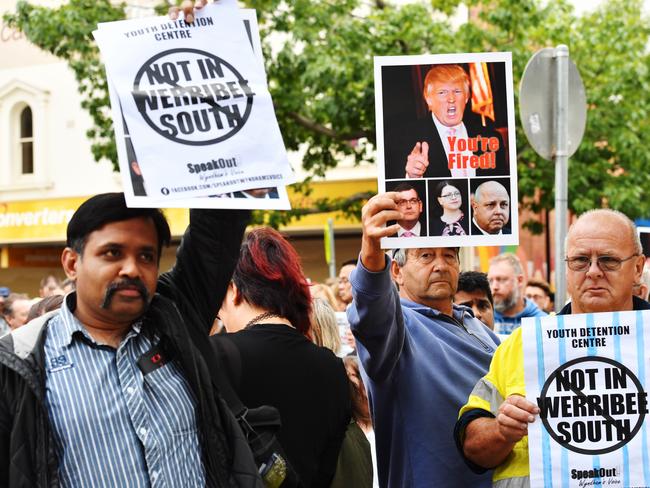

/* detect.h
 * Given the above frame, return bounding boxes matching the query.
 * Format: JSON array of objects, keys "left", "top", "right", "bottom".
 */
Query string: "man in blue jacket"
[
  {"left": 347, "top": 191, "right": 500, "bottom": 487},
  {"left": 488, "top": 253, "right": 547, "bottom": 335}
]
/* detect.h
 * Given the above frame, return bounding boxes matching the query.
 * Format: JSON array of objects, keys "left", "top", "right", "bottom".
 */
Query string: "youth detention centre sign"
[
  {"left": 523, "top": 311, "right": 650, "bottom": 487},
  {"left": 93, "top": 0, "right": 294, "bottom": 203}
]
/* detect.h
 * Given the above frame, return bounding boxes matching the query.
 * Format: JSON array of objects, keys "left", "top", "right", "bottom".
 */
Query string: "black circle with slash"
[
  {"left": 133, "top": 48, "right": 254, "bottom": 146},
  {"left": 537, "top": 356, "right": 647, "bottom": 455}
]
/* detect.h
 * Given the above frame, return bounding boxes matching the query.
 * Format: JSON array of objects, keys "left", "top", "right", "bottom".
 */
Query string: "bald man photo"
[{"left": 470, "top": 180, "right": 511, "bottom": 235}]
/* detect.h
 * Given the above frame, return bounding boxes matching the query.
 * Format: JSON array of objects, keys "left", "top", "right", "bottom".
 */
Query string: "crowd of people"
[{"left": 1, "top": 189, "right": 648, "bottom": 488}]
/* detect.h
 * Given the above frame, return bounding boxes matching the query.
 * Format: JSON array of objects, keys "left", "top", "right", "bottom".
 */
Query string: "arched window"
[{"left": 19, "top": 106, "right": 34, "bottom": 174}]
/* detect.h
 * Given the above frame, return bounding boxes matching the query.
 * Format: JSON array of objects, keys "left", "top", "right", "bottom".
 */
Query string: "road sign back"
[{"left": 519, "top": 47, "right": 587, "bottom": 160}]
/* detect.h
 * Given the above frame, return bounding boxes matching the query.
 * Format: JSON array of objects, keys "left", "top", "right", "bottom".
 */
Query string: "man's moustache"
[{"left": 101, "top": 278, "right": 150, "bottom": 309}]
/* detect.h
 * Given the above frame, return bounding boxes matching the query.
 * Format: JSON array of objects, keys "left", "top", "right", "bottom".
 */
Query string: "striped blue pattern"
[
  {"left": 556, "top": 315, "right": 569, "bottom": 488},
  {"left": 635, "top": 311, "right": 650, "bottom": 486},
  {"left": 612, "top": 312, "right": 630, "bottom": 486},
  {"left": 584, "top": 314, "right": 601, "bottom": 474},
  {"left": 535, "top": 316, "right": 553, "bottom": 488},
  {"left": 44, "top": 301, "right": 205, "bottom": 487}
]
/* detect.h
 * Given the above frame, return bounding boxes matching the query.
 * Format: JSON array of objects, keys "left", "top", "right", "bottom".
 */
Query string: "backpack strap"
[{"left": 211, "top": 335, "right": 246, "bottom": 418}]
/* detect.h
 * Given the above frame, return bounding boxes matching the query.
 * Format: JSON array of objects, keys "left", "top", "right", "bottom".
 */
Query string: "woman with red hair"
[{"left": 212, "top": 227, "right": 351, "bottom": 487}]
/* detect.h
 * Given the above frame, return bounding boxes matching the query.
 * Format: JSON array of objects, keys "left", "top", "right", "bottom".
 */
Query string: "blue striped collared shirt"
[{"left": 44, "top": 296, "right": 205, "bottom": 487}]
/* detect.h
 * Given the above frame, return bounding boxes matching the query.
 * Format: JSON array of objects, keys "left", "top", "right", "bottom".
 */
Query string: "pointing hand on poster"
[
  {"left": 360, "top": 192, "right": 402, "bottom": 271},
  {"left": 405, "top": 142, "right": 429, "bottom": 178}
]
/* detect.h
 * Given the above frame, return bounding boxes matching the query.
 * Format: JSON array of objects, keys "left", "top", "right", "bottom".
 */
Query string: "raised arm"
[
  {"left": 359, "top": 192, "right": 402, "bottom": 270},
  {"left": 158, "top": 209, "right": 251, "bottom": 334},
  {"left": 347, "top": 193, "right": 407, "bottom": 382}
]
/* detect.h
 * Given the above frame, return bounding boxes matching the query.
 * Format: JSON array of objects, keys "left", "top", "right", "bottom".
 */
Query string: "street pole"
[
  {"left": 554, "top": 45, "right": 569, "bottom": 311},
  {"left": 327, "top": 218, "right": 336, "bottom": 280}
]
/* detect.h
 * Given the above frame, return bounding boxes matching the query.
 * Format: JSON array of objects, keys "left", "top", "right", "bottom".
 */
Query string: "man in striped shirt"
[{"left": 0, "top": 193, "right": 261, "bottom": 487}]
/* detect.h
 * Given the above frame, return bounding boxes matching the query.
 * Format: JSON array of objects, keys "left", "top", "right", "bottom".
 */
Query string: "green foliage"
[{"left": 6, "top": 0, "right": 650, "bottom": 228}]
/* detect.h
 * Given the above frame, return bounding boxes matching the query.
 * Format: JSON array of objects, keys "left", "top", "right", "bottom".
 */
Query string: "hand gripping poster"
[
  {"left": 523, "top": 311, "right": 650, "bottom": 488},
  {"left": 374, "top": 52, "right": 518, "bottom": 249},
  {"left": 93, "top": 0, "right": 294, "bottom": 202}
]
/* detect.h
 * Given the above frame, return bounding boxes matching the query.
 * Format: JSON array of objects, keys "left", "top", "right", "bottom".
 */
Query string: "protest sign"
[
  {"left": 374, "top": 52, "right": 517, "bottom": 248},
  {"left": 107, "top": 9, "right": 291, "bottom": 210},
  {"left": 93, "top": 0, "right": 294, "bottom": 202},
  {"left": 523, "top": 311, "right": 650, "bottom": 487}
]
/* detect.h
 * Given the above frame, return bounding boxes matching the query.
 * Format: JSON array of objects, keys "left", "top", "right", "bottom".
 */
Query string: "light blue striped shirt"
[{"left": 44, "top": 297, "right": 205, "bottom": 487}]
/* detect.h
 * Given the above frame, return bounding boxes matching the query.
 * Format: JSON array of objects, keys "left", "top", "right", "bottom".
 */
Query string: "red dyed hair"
[{"left": 232, "top": 227, "right": 312, "bottom": 336}]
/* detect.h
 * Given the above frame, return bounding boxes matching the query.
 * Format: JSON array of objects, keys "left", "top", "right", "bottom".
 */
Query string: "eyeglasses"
[
  {"left": 565, "top": 254, "right": 639, "bottom": 272},
  {"left": 440, "top": 191, "right": 461, "bottom": 199},
  {"left": 396, "top": 198, "right": 420, "bottom": 207}
]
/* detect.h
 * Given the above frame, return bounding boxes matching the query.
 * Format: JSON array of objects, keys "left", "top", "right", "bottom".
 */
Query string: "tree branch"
[{"left": 288, "top": 112, "right": 372, "bottom": 140}]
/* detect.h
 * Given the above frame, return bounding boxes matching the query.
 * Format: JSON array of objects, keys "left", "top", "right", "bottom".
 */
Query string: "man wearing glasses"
[
  {"left": 347, "top": 191, "right": 500, "bottom": 487},
  {"left": 390, "top": 182, "right": 424, "bottom": 237},
  {"left": 455, "top": 209, "right": 649, "bottom": 488}
]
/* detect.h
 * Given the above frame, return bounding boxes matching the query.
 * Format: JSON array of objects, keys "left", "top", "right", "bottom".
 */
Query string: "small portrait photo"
[
  {"left": 386, "top": 179, "right": 427, "bottom": 238},
  {"left": 230, "top": 187, "right": 280, "bottom": 199},
  {"left": 469, "top": 178, "right": 512, "bottom": 236},
  {"left": 428, "top": 179, "right": 469, "bottom": 236}
]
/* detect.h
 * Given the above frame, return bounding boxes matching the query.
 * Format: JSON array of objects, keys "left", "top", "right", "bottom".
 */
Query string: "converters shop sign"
[
  {"left": 523, "top": 312, "right": 650, "bottom": 487},
  {"left": 93, "top": 0, "right": 293, "bottom": 201}
]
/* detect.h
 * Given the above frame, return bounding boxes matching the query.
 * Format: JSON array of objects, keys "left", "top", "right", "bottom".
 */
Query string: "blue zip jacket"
[
  {"left": 347, "top": 256, "right": 499, "bottom": 488},
  {"left": 494, "top": 297, "right": 547, "bottom": 335}
]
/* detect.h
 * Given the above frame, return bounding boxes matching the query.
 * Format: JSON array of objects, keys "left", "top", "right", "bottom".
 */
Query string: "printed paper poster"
[
  {"left": 93, "top": 0, "right": 294, "bottom": 202},
  {"left": 374, "top": 52, "right": 518, "bottom": 249},
  {"left": 107, "top": 9, "right": 291, "bottom": 210},
  {"left": 523, "top": 311, "right": 650, "bottom": 488}
]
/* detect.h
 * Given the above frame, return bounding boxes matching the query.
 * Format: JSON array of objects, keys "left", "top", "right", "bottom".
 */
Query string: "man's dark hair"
[
  {"left": 340, "top": 259, "right": 358, "bottom": 269},
  {"left": 3, "top": 293, "right": 29, "bottom": 319},
  {"left": 392, "top": 182, "right": 418, "bottom": 195},
  {"left": 66, "top": 192, "right": 171, "bottom": 257},
  {"left": 39, "top": 274, "right": 61, "bottom": 290},
  {"left": 457, "top": 271, "right": 493, "bottom": 305},
  {"left": 526, "top": 279, "right": 553, "bottom": 299}
]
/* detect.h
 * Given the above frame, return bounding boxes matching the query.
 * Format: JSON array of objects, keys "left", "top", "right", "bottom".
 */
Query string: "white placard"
[
  {"left": 105, "top": 9, "right": 291, "bottom": 210},
  {"left": 374, "top": 52, "right": 518, "bottom": 248},
  {"left": 523, "top": 311, "right": 650, "bottom": 488},
  {"left": 93, "top": 0, "right": 294, "bottom": 203}
]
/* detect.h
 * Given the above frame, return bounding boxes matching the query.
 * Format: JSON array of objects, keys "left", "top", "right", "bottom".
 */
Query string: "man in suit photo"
[
  {"left": 388, "top": 182, "right": 426, "bottom": 237},
  {"left": 384, "top": 63, "right": 508, "bottom": 180},
  {"left": 470, "top": 180, "right": 511, "bottom": 235}
]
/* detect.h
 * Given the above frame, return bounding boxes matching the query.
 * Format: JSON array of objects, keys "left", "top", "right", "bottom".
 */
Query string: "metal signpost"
[{"left": 520, "top": 45, "right": 587, "bottom": 310}]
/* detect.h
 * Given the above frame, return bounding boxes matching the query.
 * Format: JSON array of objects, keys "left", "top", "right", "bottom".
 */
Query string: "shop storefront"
[{"left": 0, "top": 179, "right": 375, "bottom": 295}]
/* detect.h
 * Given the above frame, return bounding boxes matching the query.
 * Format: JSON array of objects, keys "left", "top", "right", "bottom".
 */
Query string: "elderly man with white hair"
[{"left": 456, "top": 208, "right": 649, "bottom": 488}]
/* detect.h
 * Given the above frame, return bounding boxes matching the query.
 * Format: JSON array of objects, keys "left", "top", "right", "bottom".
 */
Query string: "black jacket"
[
  {"left": 212, "top": 325, "right": 351, "bottom": 487},
  {"left": 0, "top": 209, "right": 263, "bottom": 488},
  {"left": 470, "top": 220, "right": 512, "bottom": 236}
]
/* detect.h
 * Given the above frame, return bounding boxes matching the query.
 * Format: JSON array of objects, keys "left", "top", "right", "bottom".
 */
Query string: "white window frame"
[{"left": 0, "top": 80, "right": 51, "bottom": 190}]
